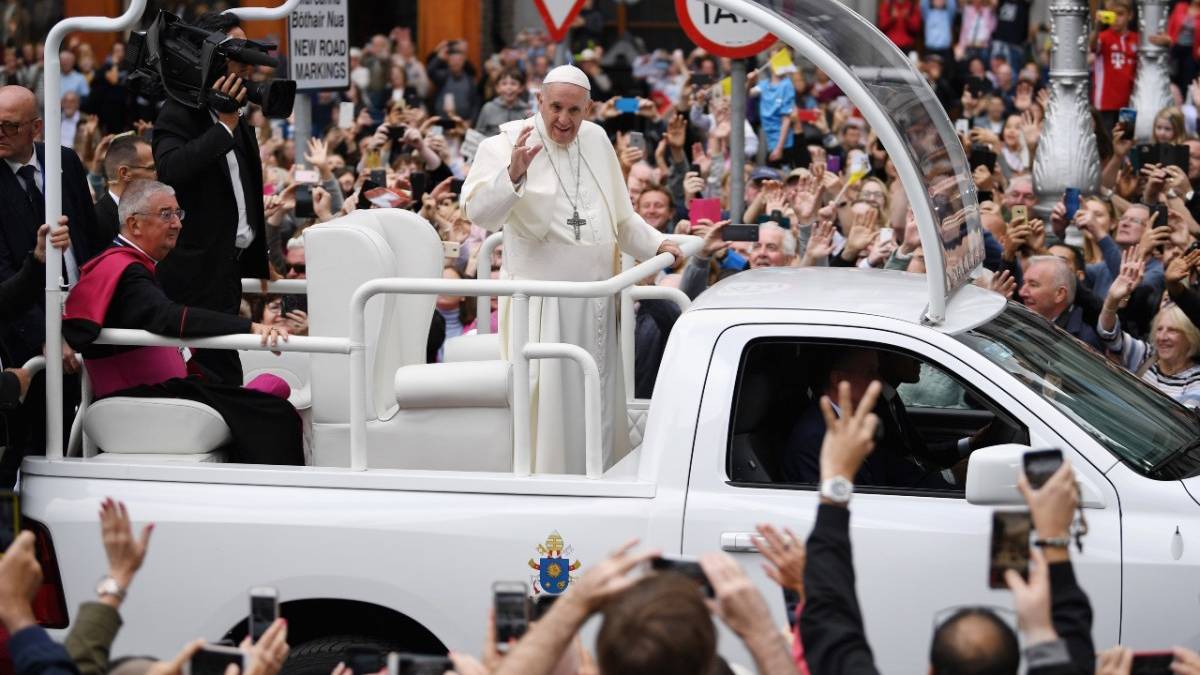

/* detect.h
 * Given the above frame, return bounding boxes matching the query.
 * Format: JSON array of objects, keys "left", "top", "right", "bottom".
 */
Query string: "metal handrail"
[
  {"left": 475, "top": 232, "right": 503, "bottom": 334},
  {"left": 241, "top": 279, "right": 308, "bottom": 294},
  {"left": 629, "top": 286, "right": 691, "bottom": 314},
  {"left": 42, "top": 0, "right": 150, "bottom": 460},
  {"left": 224, "top": 0, "right": 305, "bottom": 21},
  {"left": 351, "top": 237, "right": 701, "bottom": 473},
  {"left": 523, "top": 343, "right": 602, "bottom": 478},
  {"left": 94, "top": 330, "right": 350, "bottom": 354}
]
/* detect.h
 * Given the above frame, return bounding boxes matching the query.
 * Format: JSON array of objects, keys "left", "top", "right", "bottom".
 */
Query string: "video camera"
[{"left": 124, "top": 10, "right": 297, "bottom": 118}]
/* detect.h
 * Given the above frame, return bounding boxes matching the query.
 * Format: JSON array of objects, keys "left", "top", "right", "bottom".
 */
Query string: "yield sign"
[{"left": 533, "top": 0, "right": 587, "bottom": 44}]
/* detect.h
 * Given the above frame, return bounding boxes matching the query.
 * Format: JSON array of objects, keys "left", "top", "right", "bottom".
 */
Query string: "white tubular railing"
[
  {"left": 351, "top": 236, "right": 701, "bottom": 474},
  {"left": 43, "top": 0, "right": 149, "bottom": 460},
  {"left": 475, "top": 232, "right": 503, "bottom": 335},
  {"left": 629, "top": 286, "right": 691, "bottom": 315},
  {"left": 240, "top": 279, "right": 308, "bottom": 294},
  {"left": 523, "top": 343, "right": 602, "bottom": 478},
  {"left": 93, "top": 330, "right": 350, "bottom": 354},
  {"left": 224, "top": 0, "right": 305, "bottom": 21}
]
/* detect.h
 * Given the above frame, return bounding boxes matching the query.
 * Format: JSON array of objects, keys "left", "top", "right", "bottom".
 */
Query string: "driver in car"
[{"left": 782, "top": 347, "right": 1002, "bottom": 488}]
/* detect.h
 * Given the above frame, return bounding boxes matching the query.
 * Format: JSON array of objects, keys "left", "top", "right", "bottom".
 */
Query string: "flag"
[
  {"left": 770, "top": 49, "right": 796, "bottom": 75},
  {"left": 719, "top": 76, "right": 732, "bottom": 97}
]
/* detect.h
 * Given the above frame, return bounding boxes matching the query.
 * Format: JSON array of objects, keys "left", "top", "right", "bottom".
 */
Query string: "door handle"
[{"left": 720, "top": 532, "right": 758, "bottom": 553}]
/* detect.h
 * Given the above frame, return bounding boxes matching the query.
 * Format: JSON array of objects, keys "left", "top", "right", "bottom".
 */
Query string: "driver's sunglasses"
[
  {"left": 285, "top": 264, "right": 306, "bottom": 275},
  {"left": 0, "top": 118, "right": 35, "bottom": 137}
]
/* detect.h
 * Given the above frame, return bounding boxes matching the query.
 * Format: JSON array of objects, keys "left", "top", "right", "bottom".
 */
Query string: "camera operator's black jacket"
[{"left": 152, "top": 99, "right": 270, "bottom": 312}]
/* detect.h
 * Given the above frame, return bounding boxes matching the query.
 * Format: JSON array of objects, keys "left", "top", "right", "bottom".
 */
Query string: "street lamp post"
[
  {"left": 1128, "top": 0, "right": 1174, "bottom": 141},
  {"left": 1033, "top": 0, "right": 1101, "bottom": 219}
]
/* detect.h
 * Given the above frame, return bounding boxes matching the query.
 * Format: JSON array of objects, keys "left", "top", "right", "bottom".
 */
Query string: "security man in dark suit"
[
  {"left": 152, "top": 11, "right": 271, "bottom": 385},
  {"left": 0, "top": 85, "right": 98, "bottom": 367},
  {"left": 93, "top": 133, "right": 156, "bottom": 246}
]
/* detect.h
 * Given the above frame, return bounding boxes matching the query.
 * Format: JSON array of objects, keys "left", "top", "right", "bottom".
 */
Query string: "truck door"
[{"left": 680, "top": 323, "right": 1119, "bottom": 672}]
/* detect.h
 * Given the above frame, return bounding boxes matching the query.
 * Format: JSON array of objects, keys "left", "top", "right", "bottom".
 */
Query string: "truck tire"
[{"left": 283, "top": 636, "right": 404, "bottom": 675}]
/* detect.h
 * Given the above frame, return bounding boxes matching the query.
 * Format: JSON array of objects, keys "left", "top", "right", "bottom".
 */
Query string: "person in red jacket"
[
  {"left": 1167, "top": 0, "right": 1200, "bottom": 92},
  {"left": 879, "top": 0, "right": 923, "bottom": 52},
  {"left": 1092, "top": 0, "right": 1140, "bottom": 132}
]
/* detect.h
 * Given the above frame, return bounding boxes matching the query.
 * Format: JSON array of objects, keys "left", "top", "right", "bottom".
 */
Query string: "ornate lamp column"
[
  {"left": 1128, "top": 0, "right": 1174, "bottom": 141},
  {"left": 1032, "top": 0, "right": 1100, "bottom": 217}
]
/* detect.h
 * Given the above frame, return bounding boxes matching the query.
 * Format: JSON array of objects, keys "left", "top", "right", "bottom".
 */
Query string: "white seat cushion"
[
  {"left": 443, "top": 333, "right": 502, "bottom": 362},
  {"left": 85, "top": 397, "right": 232, "bottom": 454},
  {"left": 395, "top": 361, "right": 511, "bottom": 409}
]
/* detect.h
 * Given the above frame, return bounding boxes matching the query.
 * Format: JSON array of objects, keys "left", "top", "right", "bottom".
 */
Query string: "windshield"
[
  {"left": 959, "top": 305, "right": 1200, "bottom": 480},
  {"left": 746, "top": 0, "right": 983, "bottom": 293}
]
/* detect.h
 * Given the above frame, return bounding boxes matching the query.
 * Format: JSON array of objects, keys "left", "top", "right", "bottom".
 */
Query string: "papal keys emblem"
[{"left": 527, "top": 531, "right": 582, "bottom": 595}]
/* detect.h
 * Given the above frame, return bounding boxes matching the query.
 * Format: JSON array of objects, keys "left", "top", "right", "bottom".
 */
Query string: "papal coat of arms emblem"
[{"left": 527, "top": 530, "right": 582, "bottom": 595}]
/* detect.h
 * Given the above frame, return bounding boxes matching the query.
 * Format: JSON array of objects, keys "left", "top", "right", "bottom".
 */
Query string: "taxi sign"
[
  {"left": 533, "top": 0, "right": 587, "bottom": 44},
  {"left": 676, "top": 0, "right": 776, "bottom": 59}
]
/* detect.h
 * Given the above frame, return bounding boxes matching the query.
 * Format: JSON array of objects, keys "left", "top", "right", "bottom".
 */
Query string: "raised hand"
[
  {"left": 33, "top": 216, "right": 70, "bottom": 264},
  {"left": 567, "top": 539, "right": 660, "bottom": 614},
  {"left": 753, "top": 523, "right": 806, "bottom": 598},
  {"left": 1166, "top": 249, "right": 1200, "bottom": 286},
  {"left": 666, "top": 113, "right": 687, "bottom": 149},
  {"left": 99, "top": 498, "right": 154, "bottom": 592},
  {"left": 792, "top": 174, "right": 820, "bottom": 222},
  {"left": 990, "top": 269, "right": 1017, "bottom": 298},
  {"left": 303, "top": 137, "right": 332, "bottom": 178},
  {"left": 508, "top": 125, "right": 542, "bottom": 185},
  {"left": 801, "top": 219, "right": 835, "bottom": 266},
  {"left": 1105, "top": 247, "right": 1146, "bottom": 309},
  {"left": 1005, "top": 547, "right": 1057, "bottom": 646}
]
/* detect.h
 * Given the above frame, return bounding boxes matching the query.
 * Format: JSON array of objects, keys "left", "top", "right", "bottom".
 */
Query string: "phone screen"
[
  {"left": 651, "top": 555, "right": 714, "bottom": 597},
  {"left": 722, "top": 224, "right": 760, "bottom": 242},
  {"left": 1022, "top": 449, "right": 1063, "bottom": 489},
  {"left": 1130, "top": 652, "right": 1174, "bottom": 674},
  {"left": 370, "top": 169, "right": 387, "bottom": 188},
  {"left": 338, "top": 102, "right": 355, "bottom": 130},
  {"left": 988, "top": 511, "right": 1032, "bottom": 589},
  {"left": 410, "top": 172, "right": 428, "bottom": 204},
  {"left": 248, "top": 589, "right": 278, "bottom": 641},
  {"left": 627, "top": 131, "right": 647, "bottom": 154},
  {"left": 1064, "top": 188, "right": 1081, "bottom": 222},
  {"left": 294, "top": 186, "right": 316, "bottom": 219},
  {"left": 449, "top": 178, "right": 465, "bottom": 196},
  {"left": 492, "top": 582, "right": 529, "bottom": 650},
  {"left": 1118, "top": 107, "right": 1138, "bottom": 128},
  {"left": 189, "top": 648, "right": 245, "bottom": 675},
  {"left": 615, "top": 97, "right": 639, "bottom": 114},
  {"left": 954, "top": 118, "right": 970, "bottom": 134}
]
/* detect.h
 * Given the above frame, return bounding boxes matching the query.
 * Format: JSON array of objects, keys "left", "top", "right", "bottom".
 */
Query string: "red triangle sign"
[{"left": 533, "top": 0, "right": 588, "bottom": 44}]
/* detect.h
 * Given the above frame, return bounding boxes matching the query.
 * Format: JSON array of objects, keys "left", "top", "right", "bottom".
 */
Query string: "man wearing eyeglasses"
[
  {"left": 92, "top": 134, "right": 156, "bottom": 247},
  {"left": 152, "top": 11, "right": 271, "bottom": 386}
]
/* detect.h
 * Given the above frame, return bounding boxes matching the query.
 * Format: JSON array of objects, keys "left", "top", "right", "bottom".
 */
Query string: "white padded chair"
[
  {"left": 305, "top": 209, "right": 513, "bottom": 471},
  {"left": 82, "top": 397, "right": 230, "bottom": 463},
  {"left": 442, "top": 332, "right": 502, "bottom": 362}
]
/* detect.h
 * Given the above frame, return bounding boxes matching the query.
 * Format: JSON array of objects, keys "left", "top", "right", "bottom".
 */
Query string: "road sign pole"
[
  {"left": 293, "top": 92, "right": 312, "bottom": 171},
  {"left": 729, "top": 60, "right": 747, "bottom": 222}
]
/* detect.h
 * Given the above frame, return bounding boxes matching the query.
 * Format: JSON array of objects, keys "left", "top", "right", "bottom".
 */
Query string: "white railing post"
[
  {"left": 510, "top": 293, "right": 531, "bottom": 476},
  {"left": 223, "top": 0, "right": 306, "bottom": 21},
  {"left": 349, "top": 288, "right": 371, "bottom": 471},
  {"left": 475, "top": 232, "right": 503, "bottom": 334},
  {"left": 620, "top": 254, "right": 635, "bottom": 401},
  {"left": 42, "top": 0, "right": 149, "bottom": 461},
  {"left": 523, "top": 343, "right": 602, "bottom": 478}
]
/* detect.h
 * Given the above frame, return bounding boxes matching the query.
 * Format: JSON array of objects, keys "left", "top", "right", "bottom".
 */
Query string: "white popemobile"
[{"left": 18, "top": 0, "right": 1200, "bottom": 672}]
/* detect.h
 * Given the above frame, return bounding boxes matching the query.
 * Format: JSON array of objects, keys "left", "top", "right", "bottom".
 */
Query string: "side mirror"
[
  {"left": 966, "top": 444, "right": 1107, "bottom": 509},
  {"left": 965, "top": 443, "right": 1028, "bottom": 506}
]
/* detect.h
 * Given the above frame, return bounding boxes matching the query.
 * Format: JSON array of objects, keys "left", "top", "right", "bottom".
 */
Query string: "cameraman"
[{"left": 151, "top": 12, "right": 272, "bottom": 385}]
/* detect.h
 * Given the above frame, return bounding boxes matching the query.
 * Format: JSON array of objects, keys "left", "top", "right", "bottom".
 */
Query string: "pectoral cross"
[{"left": 567, "top": 210, "right": 586, "bottom": 241}]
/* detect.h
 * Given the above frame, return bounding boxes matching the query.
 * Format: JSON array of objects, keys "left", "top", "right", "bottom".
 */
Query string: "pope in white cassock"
[{"left": 462, "top": 65, "right": 683, "bottom": 475}]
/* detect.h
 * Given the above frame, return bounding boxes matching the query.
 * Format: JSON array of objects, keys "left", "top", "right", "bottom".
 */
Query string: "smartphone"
[
  {"left": 722, "top": 224, "right": 760, "bottom": 242},
  {"left": 1118, "top": 107, "right": 1137, "bottom": 130},
  {"left": 271, "top": 125, "right": 283, "bottom": 142},
  {"left": 977, "top": 190, "right": 993, "bottom": 203},
  {"left": 967, "top": 76, "right": 990, "bottom": 96},
  {"left": 345, "top": 647, "right": 386, "bottom": 675},
  {"left": 1011, "top": 205, "right": 1028, "bottom": 222},
  {"left": 1153, "top": 204, "right": 1170, "bottom": 231},
  {"left": 1130, "top": 652, "right": 1175, "bottom": 674},
  {"left": 0, "top": 491, "right": 18, "bottom": 553},
  {"left": 449, "top": 178, "right": 465, "bottom": 196},
  {"left": 651, "top": 555, "right": 714, "bottom": 597},
  {"left": 826, "top": 155, "right": 842, "bottom": 173},
  {"left": 690, "top": 73, "right": 714, "bottom": 88},
  {"left": 429, "top": 125, "right": 445, "bottom": 137},
  {"left": 988, "top": 511, "right": 1032, "bottom": 589},
  {"left": 408, "top": 172, "right": 428, "bottom": 206},
  {"left": 531, "top": 593, "right": 558, "bottom": 621},
  {"left": 294, "top": 169, "right": 320, "bottom": 185},
  {"left": 370, "top": 169, "right": 387, "bottom": 188},
  {"left": 387, "top": 653, "right": 455, "bottom": 675},
  {"left": 1064, "top": 187, "right": 1081, "bottom": 222},
  {"left": 796, "top": 108, "right": 820, "bottom": 124},
  {"left": 248, "top": 587, "right": 279, "bottom": 642},
  {"left": 1137, "top": 143, "right": 1159, "bottom": 169},
  {"left": 1097, "top": 9, "right": 1117, "bottom": 24},
  {"left": 1167, "top": 144, "right": 1190, "bottom": 172},
  {"left": 969, "top": 145, "right": 998, "bottom": 171},
  {"left": 338, "top": 102, "right": 355, "bottom": 129},
  {"left": 493, "top": 581, "right": 529, "bottom": 651},
  {"left": 294, "top": 186, "right": 316, "bottom": 219},
  {"left": 615, "top": 97, "right": 639, "bottom": 114},
  {"left": 879, "top": 227, "right": 895, "bottom": 244},
  {"left": 185, "top": 646, "right": 247, "bottom": 675},
  {"left": 442, "top": 241, "right": 461, "bottom": 258},
  {"left": 688, "top": 197, "right": 722, "bottom": 224},
  {"left": 954, "top": 118, "right": 970, "bottom": 134},
  {"left": 387, "top": 125, "right": 407, "bottom": 143},
  {"left": 627, "top": 131, "right": 647, "bottom": 154},
  {"left": 1023, "top": 449, "right": 1063, "bottom": 489}
]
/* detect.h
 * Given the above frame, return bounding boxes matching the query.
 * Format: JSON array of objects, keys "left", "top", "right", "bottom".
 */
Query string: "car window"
[
  {"left": 959, "top": 304, "right": 1200, "bottom": 480},
  {"left": 727, "top": 339, "right": 1027, "bottom": 494}
]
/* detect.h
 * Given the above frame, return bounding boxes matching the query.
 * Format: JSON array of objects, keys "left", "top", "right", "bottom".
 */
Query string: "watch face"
[{"left": 823, "top": 476, "right": 853, "bottom": 502}]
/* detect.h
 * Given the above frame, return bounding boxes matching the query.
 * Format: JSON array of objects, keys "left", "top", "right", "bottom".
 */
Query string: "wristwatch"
[
  {"left": 95, "top": 576, "right": 126, "bottom": 601},
  {"left": 819, "top": 476, "right": 854, "bottom": 504}
]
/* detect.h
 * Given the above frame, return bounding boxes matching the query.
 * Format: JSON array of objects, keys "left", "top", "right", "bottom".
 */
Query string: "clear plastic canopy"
[{"left": 717, "top": 0, "right": 984, "bottom": 322}]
